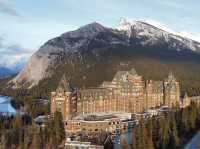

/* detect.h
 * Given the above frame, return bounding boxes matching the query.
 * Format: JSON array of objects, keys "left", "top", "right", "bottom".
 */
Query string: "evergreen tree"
[
  {"left": 121, "top": 137, "right": 129, "bottom": 149},
  {"left": 11, "top": 114, "right": 22, "bottom": 147},
  {"left": 159, "top": 116, "right": 169, "bottom": 149},
  {"left": 169, "top": 112, "right": 179, "bottom": 148},
  {"left": 131, "top": 128, "right": 137, "bottom": 149},
  {"left": 48, "top": 111, "right": 65, "bottom": 147},
  {"left": 181, "top": 107, "right": 189, "bottom": 133},
  {"left": 30, "top": 130, "right": 42, "bottom": 149},
  {"left": 147, "top": 135, "right": 155, "bottom": 149}
]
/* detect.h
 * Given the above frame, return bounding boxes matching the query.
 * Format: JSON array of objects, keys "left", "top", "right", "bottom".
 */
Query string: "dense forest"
[
  {"left": 0, "top": 101, "right": 200, "bottom": 148},
  {"left": 0, "top": 111, "right": 65, "bottom": 149},
  {"left": 121, "top": 102, "right": 200, "bottom": 149}
]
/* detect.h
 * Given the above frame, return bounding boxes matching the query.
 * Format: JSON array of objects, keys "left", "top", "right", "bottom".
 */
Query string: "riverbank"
[{"left": 0, "top": 95, "right": 16, "bottom": 115}]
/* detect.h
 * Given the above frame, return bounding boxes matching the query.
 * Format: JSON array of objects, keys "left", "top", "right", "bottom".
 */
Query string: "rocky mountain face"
[
  {"left": 116, "top": 18, "right": 200, "bottom": 52},
  {"left": 10, "top": 18, "right": 200, "bottom": 88}
]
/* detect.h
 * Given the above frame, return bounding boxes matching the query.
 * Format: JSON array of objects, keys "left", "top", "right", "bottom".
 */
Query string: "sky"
[{"left": 0, "top": 0, "right": 200, "bottom": 67}]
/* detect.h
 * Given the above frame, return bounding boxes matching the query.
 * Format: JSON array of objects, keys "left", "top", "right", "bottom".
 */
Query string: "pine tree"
[
  {"left": 181, "top": 107, "right": 189, "bottom": 133},
  {"left": 48, "top": 111, "right": 65, "bottom": 147},
  {"left": 137, "top": 118, "right": 149, "bottom": 149},
  {"left": 131, "top": 128, "right": 137, "bottom": 149},
  {"left": 121, "top": 137, "right": 129, "bottom": 149},
  {"left": 146, "top": 120, "right": 155, "bottom": 149},
  {"left": 159, "top": 116, "right": 169, "bottom": 149},
  {"left": 147, "top": 135, "right": 155, "bottom": 149},
  {"left": 12, "top": 114, "right": 22, "bottom": 147},
  {"left": 31, "top": 132, "right": 41, "bottom": 149},
  {"left": 169, "top": 112, "right": 179, "bottom": 149}
]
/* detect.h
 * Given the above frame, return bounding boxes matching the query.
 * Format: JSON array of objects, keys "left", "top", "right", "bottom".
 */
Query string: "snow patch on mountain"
[
  {"left": 142, "top": 19, "right": 176, "bottom": 34},
  {"left": 116, "top": 17, "right": 200, "bottom": 43},
  {"left": 177, "top": 31, "right": 200, "bottom": 43}
]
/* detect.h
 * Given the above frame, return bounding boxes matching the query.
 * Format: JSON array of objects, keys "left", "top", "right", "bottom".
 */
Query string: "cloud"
[
  {"left": 1, "top": 44, "right": 33, "bottom": 55},
  {"left": 0, "top": 35, "right": 32, "bottom": 66},
  {"left": 0, "top": 0, "right": 20, "bottom": 17},
  {"left": 0, "top": 36, "right": 3, "bottom": 47},
  {"left": 0, "top": 19, "right": 75, "bottom": 66},
  {"left": 0, "top": 38, "right": 33, "bottom": 56}
]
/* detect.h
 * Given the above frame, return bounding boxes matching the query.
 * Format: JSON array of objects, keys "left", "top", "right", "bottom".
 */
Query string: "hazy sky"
[{"left": 0, "top": 0, "right": 199, "bottom": 66}]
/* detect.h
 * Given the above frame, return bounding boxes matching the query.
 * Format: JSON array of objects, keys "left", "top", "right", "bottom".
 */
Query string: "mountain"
[
  {"left": 10, "top": 18, "right": 200, "bottom": 91},
  {"left": 0, "top": 58, "right": 26, "bottom": 78},
  {"left": 116, "top": 18, "right": 200, "bottom": 52},
  {"left": 0, "top": 67, "right": 16, "bottom": 78}
]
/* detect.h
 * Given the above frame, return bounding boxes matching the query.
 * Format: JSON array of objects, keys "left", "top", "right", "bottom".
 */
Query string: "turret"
[
  {"left": 51, "top": 75, "right": 77, "bottom": 121},
  {"left": 164, "top": 71, "right": 180, "bottom": 107}
]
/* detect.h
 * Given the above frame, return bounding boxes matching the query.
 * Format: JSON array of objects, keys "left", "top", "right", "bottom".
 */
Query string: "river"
[
  {"left": 184, "top": 131, "right": 200, "bottom": 149},
  {"left": 114, "top": 130, "right": 132, "bottom": 149},
  {"left": 0, "top": 95, "right": 16, "bottom": 116}
]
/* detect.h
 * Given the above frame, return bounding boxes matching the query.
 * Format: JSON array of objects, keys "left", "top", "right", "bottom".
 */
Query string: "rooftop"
[{"left": 73, "top": 112, "right": 132, "bottom": 121}]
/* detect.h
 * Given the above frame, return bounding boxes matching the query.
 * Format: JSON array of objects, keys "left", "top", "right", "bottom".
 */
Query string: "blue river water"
[
  {"left": 184, "top": 131, "right": 200, "bottom": 149},
  {"left": 0, "top": 95, "right": 16, "bottom": 116},
  {"left": 114, "top": 130, "right": 132, "bottom": 149}
]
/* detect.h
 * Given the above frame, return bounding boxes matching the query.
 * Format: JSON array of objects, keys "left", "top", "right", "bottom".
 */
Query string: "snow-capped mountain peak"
[
  {"left": 117, "top": 17, "right": 136, "bottom": 29},
  {"left": 115, "top": 17, "right": 200, "bottom": 51},
  {"left": 116, "top": 17, "right": 175, "bottom": 34},
  {"left": 116, "top": 17, "right": 200, "bottom": 43}
]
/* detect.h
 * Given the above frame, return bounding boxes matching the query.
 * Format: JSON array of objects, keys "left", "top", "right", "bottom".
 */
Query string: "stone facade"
[
  {"left": 65, "top": 117, "right": 121, "bottom": 134},
  {"left": 51, "top": 75, "right": 78, "bottom": 121},
  {"left": 51, "top": 68, "right": 180, "bottom": 121},
  {"left": 181, "top": 93, "right": 191, "bottom": 108},
  {"left": 145, "top": 80, "right": 164, "bottom": 109},
  {"left": 164, "top": 71, "right": 180, "bottom": 107}
]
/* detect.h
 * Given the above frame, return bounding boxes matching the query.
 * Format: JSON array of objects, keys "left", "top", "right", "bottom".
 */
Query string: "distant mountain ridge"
[
  {"left": 0, "top": 58, "right": 26, "bottom": 78},
  {"left": 10, "top": 18, "right": 200, "bottom": 89},
  {"left": 0, "top": 67, "right": 16, "bottom": 77}
]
